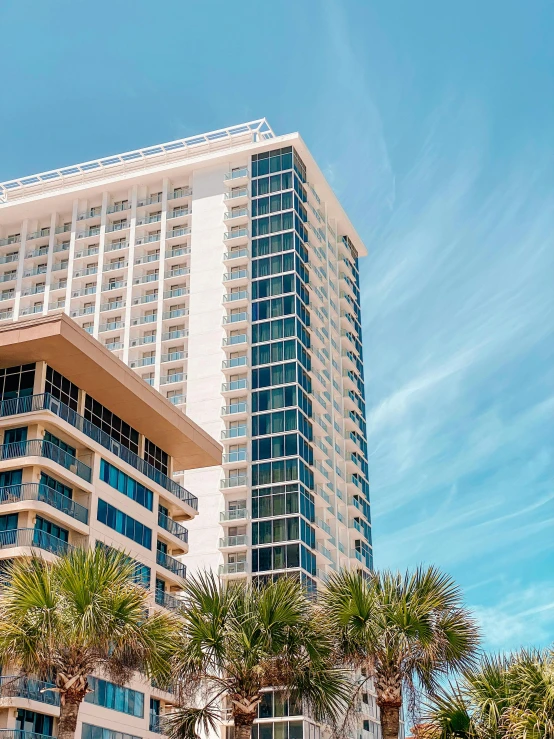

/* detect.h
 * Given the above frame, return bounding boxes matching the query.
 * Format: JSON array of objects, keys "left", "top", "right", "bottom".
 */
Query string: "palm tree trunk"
[
  {"left": 379, "top": 703, "right": 401, "bottom": 739},
  {"left": 235, "top": 723, "right": 253, "bottom": 739},
  {"left": 58, "top": 699, "right": 81, "bottom": 739}
]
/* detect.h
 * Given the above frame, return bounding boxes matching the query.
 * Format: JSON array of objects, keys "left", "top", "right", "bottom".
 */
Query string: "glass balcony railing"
[
  {"left": 158, "top": 511, "right": 188, "bottom": 543},
  {"left": 221, "top": 426, "right": 247, "bottom": 439},
  {"left": 224, "top": 187, "right": 248, "bottom": 200},
  {"left": 222, "top": 379, "right": 247, "bottom": 392},
  {"left": 222, "top": 450, "right": 247, "bottom": 463},
  {"left": 220, "top": 475, "right": 247, "bottom": 489},
  {"left": 0, "top": 437, "right": 92, "bottom": 483},
  {"left": 0, "top": 527, "right": 72, "bottom": 556},
  {"left": 0, "top": 732, "right": 55, "bottom": 739},
  {"left": 0, "top": 394, "right": 197, "bottom": 509},
  {"left": 220, "top": 509, "right": 249, "bottom": 522},
  {"left": 156, "top": 549, "right": 186, "bottom": 579},
  {"left": 224, "top": 167, "right": 248, "bottom": 180},
  {"left": 219, "top": 561, "right": 248, "bottom": 575},
  {"left": 0, "top": 482, "right": 88, "bottom": 524},
  {"left": 0, "top": 675, "right": 59, "bottom": 705},
  {"left": 221, "top": 403, "right": 247, "bottom": 415},
  {"left": 219, "top": 535, "right": 248, "bottom": 548},
  {"left": 223, "top": 290, "right": 248, "bottom": 302},
  {"left": 222, "top": 334, "right": 247, "bottom": 346},
  {"left": 223, "top": 229, "right": 248, "bottom": 241},
  {"left": 223, "top": 312, "right": 248, "bottom": 324},
  {"left": 222, "top": 356, "right": 247, "bottom": 369},
  {"left": 167, "top": 395, "right": 186, "bottom": 406}
]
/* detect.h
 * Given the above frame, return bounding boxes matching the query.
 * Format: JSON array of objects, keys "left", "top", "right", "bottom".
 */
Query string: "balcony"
[
  {"left": 99, "top": 321, "right": 125, "bottom": 333},
  {"left": 161, "top": 351, "right": 186, "bottom": 363},
  {"left": 130, "top": 334, "right": 156, "bottom": 347},
  {"left": 105, "top": 240, "right": 129, "bottom": 253},
  {"left": 103, "top": 260, "right": 128, "bottom": 272},
  {"left": 133, "top": 294, "right": 158, "bottom": 306},
  {"left": 220, "top": 508, "right": 249, "bottom": 522},
  {"left": 133, "top": 274, "right": 159, "bottom": 286},
  {"left": 162, "top": 329, "right": 188, "bottom": 341},
  {"left": 222, "top": 334, "right": 247, "bottom": 348},
  {"left": 102, "top": 280, "right": 127, "bottom": 292},
  {"left": 223, "top": 229, "right": 248, "bottom": 246},
  {"left": 129, "top": 356, "right": 155, "bottom": 369},
  {"left": 135, "top": 253, "right": 160, "bottom": 265},
  {"left": 221, "top": 426, "right": 247, "bottom": 440},
  {"left": 221, "top": 402, "right": 247, "bottom": 417},
  {"left": 155, "top": 588, "right": 185, "bottom": 613},
  {"left": 156, "top": 549, "right": 186, "bottom": 579},
  {"left": 219, "top": 534, "right": 248, "bottom": 548},
  {"left": 74, "top": 246, "right": 99, "bottom": 260},
  {"left": 168, "top": 188, "right": 192, "bottom": 201},
  {"left": 0, "top": 254, "right": 19, "bottom": 265},
  {"left": 223, "top": 312, "right": 248, "bottom": 326},
  {"left": 224, "top": 167, "right": 249, "bottom": 182},
  {"left": 105, "top": 222, "right": 129, "bottom": 234},
  {"left": 167, "top": 395, "right": 186, "bottom": 406},
  {"left": 166, "top": 227, "right": 191, "bottom": 240},
  {"left": 0, "top": 290, "right": 15, "bottom": 302},
  {"left": 163, "top": 287, "right": 189, "bottom": 300},
  {"left": 224, "top": 187, "right": 248, "bottom": 203},
  {"left": 0, "top": 675, "right": 59, "bottom": 706},
  {"left": 163, "top": 308, "right": 188, "bottom": 320},
  {"left": 70, "top": 306, "right": 96, "bottom": 318},
  {"left": 222, "top": 356, "right": 247, "bottom": 370},
  {"left": 0, "top": 527, "right": 72, "bottom": 556},
  {"left": 131, "top": 314, "right": 157, "bottom": 326},
  {"left": 220, "top": 475, "right": 247, "bottom": 489},
  {"left": 107, "top": 202, "right": 131, "bottom": 214},
  {"left": 136, "top": 214, "right": 162, "bottom": 226},
  {"left": 168, "top": 207, "right": 190, "bottom": 220},
  {"left": 136, "top": 233, "right": 161, "bottom": 246},
  {"left": 165, "top": 267, "right": 190, "bottom": 279},
  {"left": 74, "top": 267, "right": 98, "bottom": 279},
  {"left": 0, "top": 482, "right": 88, "bottom": 524},
  {"left": 160, "top": 373, "right": 186, "bottom": 385},
  {"left": 222, "top": 290, "right": 248, "bottom": 306},
  {"left": 219, "top": 561, "right": 248, "bottom": 575},
  {"left": 223, "top": 247, "right": 249, "bottom": 264},
  {"left": 105, "top": 341, "right": 123, "bottom": 351},
  {"left": 100, "top": 300, "right": 125, "bottom": 312},
  {"left": 222, "top": 450, "right": 247, "bottom": 464},
  {"left": 158, "top": 511, "right": 188, "bottom": 543},
  {"left": 0, "top": 394, "right": 197, "bottom": 509},
  {"left": 0, "top": 310, "right": 13, "bottom": 321},
  {"left": 224, "top": 207, "right": 248, "bottom": 222},
  {"left": 0, "top": 437, "right": 92, "bottom": 483},
  {"left": 221, "top": 378, "right": 247, "bottom": 393},
  {"left": 76, "top": 228, "right": 101, "bottom": 240}
]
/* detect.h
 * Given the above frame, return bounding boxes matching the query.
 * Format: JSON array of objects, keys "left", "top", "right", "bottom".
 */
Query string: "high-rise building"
[
  {"left": 0, "top": 313, "right": 221, "bottom": 738},
  {"left": 0, "top": 120, "right": 374, "bottom": 739}
]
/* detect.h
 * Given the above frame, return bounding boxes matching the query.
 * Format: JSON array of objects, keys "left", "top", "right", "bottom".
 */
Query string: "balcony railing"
[
  {"left": 0, "top": 527, "right": 72, "bottom": 556},
  {"left": 0, "top": 394, "right": 197, "bottom": 509},
  {"left": 223, "top": 230, "right": 248, "bottom": 242},
  {"left": 220, "top": 508, "right": 249, "bottom": 522},
  {"left": 222, "top": 356, "right": 247, "bottom": 369},
  {"left": 224, "top": 187, "right": 248, "bottom": 200},
  {"left": 224, "top": 167, "right": 248, "bottom": 180},
  {"left": 222, "top": 379, "right": 247, "bottom": 392},
  {"left": 156, "top": 549, "right": 186, "bottom": 579},
  {"left": 0, "top": 437, "right": 92, "bottom": 483},
  {"left": 223, "top": 290, "right": 248, "bottom": 303},
  {"left": 0, "top": 482, "right": 89, "bottom": 524},
  {"left": 219, "top": 561, "right": 248, "bottom": 575},
  {"left": 221, "top": 403, "right": 247, "bottom": 415},
  {"left": 155, "top": 588, "right": 185, "bottom": 613},
  {"left": 0, "top": 675, "right": 59, "bottom": 705},
  {"left": 221, "top": 426, "right": 247, "bottom": 439},
  {"left": 220, "top": 475, "right": 247, "bottom": 489},
  {"left": 219, "top": 535, "right": 248, "bottom": 548},
  {"left": 0, "top": 732, "right": 56, "bottom": 739},
  {"left": 158, "top": 511, "right": 188, "bottom": 543},
  {"left": 167, "top": 395, "right": 186, "bottom": 406}
]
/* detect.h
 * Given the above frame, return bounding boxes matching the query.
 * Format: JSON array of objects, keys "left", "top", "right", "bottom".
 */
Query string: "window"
[
  {"left": 82, "top": 724, "right": 141, "bottom": 739},
  {"left": 84, "top": 395, "right": 139, "bottom": 454},
  {"left": 35, "top": 515, "right": 69, "bottom": 543},
  {"left": 85, "top": 676, "right": 144, "bottom": 717},
  {"left": 0, "top": 364, "right": 35, "bottom": 401},
  {"left": 40, "top": 472, "right": 72, "bottom": 499},
  {"left": 97, "top": 499, "right": 152, "bottom": 549},
  {"left": 99, "top": 459, "right": 153, "bottom": 511},
  {"left": 16, "top": 709, "right": 53, "bottom": 735},
  {"left": 45, "top": 366, "right": 79, "bottom": 411},
  {"left": 44, "top": 431, "right": 76, "bottom": 457}
]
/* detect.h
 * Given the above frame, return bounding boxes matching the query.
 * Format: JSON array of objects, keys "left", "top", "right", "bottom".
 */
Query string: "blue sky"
[{"left": 1, "top": 0, "right": 552, "bottom": 652}]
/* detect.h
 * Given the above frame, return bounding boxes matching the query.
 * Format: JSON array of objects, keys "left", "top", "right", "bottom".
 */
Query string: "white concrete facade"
[{"left": 0, "top": 120, "right": 377, "bottom": 739}]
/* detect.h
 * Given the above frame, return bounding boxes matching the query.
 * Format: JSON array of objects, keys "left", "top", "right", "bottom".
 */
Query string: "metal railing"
[
  {"left": 156, "top": 549, "right": 186, "bottom": 579},
  {"left": 155, "top": 588, "right": 184, "bottom": 612},
  {"left": 0, "top": 394, "right": 197, "bottom": 508},
  {"left": 0, "top": 675, "right": 59, "bottom": 705},
  {"left": 0, "top": 528, "right": 72, "bottom": 556},
  {"left": 0, "top": 482, "right": 88, "bottom": 524},
  {"left": 158, "top": 511, "right": 188, "bottom": 543},
  {"left": 0, "top": 436, "right": 92, "bottom": 483}
]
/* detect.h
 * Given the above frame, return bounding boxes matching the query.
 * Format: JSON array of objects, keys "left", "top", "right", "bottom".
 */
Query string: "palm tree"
[
  {"left": 321, "top": 567, "right": 481, "bottom": 739},
  {"left": 0, "top": 546, "right": 177, "bottom": 739},
  {"left": 166, "top": 571, "right": 351, "bottom": 739},
  {"left": 424, "top": 649, "right": 554, "bottom": 739}
]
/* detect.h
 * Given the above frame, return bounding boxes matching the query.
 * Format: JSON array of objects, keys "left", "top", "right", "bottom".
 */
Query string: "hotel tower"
[{"left": 0, "top": 120, "right": 376, "bottom": 739}]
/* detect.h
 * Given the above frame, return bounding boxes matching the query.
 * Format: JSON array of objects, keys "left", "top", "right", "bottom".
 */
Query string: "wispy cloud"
[{"left": 316, "top": 0, "right": 554, "bottom": 651}]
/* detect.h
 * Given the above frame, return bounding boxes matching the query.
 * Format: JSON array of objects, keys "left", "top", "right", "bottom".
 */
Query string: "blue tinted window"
[{"left": 99, "top": 459, "right": 153, "bottom": 511}]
